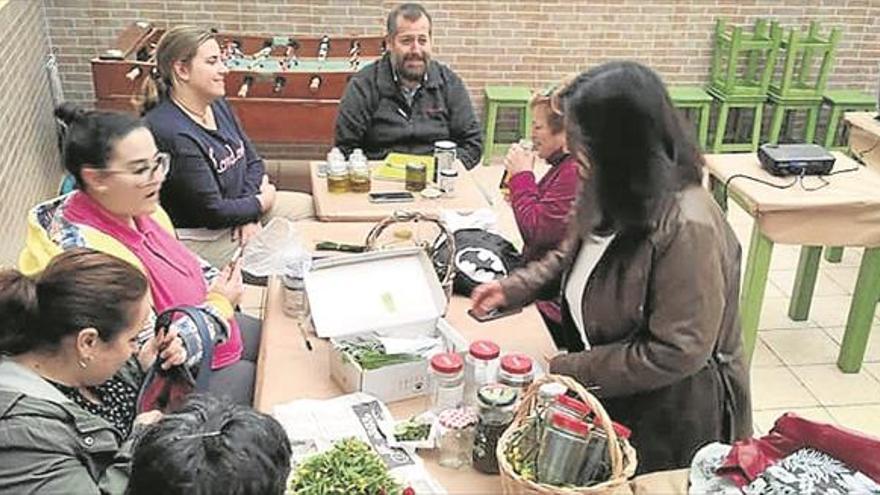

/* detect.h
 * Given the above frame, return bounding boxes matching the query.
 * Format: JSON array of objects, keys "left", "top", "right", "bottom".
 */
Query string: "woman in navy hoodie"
[{"left": 139, "top": 26, "right": 313, "bottom": 268}]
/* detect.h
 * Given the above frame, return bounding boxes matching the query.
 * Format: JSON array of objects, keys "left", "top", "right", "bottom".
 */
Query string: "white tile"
[
  {"left": 824, "top": 326, "right": 880, "bottom": 363},
  {"left": 826, "top": 405, "right": 880, "bottom": 438},
  {"left": 751, "top": 337, "right": 784, "bottom": 368},
  {"left": 793, "top": 364, "right": 880, "bottom": 406},
  {"left": 758, "top": 296, "right": 819, "bottom": 330},
  {"left": 768, "top": 269, "right": 849, "bottom": 298},
  {"left": 750, "top": 367, "right": 820, "bottom": 410},
  {"left": 768, "top": 245, "right": 803, "bottom": 271},
  {"left": 753, "top": 407, "right": 836, "bottom": 434},
  {"left": 822, "top": 266, "right": 862, "bottom": 293},
  {"left": 762, "top": 328, "right": 841, "bottom": 366},
  {"left": 807, "top": 295, "right": 860, "bottom": 328}
]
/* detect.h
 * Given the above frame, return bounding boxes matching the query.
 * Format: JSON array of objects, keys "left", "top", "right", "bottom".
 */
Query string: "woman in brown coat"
[{"left": 471, "top": 61, "right": 752, "bottom": 474}]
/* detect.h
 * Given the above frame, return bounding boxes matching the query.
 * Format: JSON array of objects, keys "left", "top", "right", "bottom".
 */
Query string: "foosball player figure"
[
  {"left": 125, "top": 65, "right": 143, "bottom": 81},
  {"left": 309, "top": 75, "right": 322, "bottom": 93},
  {"left": 317, "top": 35, "right": 330, "bottom": 62},
  {"left": 254, "top": 39, "right": 273, "bottom": 60},
  {"left": 238, "top": 75, "right": 254, "bottom": 98},
  {"left": 273, "top": 76, "right": 286, "bottom": 94},
  {"left": 349, "top": 40, "right": 361, "bottom": 68},
  {"left": 285, "top": 38, "right": 300, "bottom": 67}
]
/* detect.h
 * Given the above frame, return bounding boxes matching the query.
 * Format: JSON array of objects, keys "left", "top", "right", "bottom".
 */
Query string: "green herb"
[
  {"left": 288, "top": 438, "right": 402, "bottom": 495},
  {"left": 337, "top": 339, "right": 421, "bottom": 370},
  {"left": 393, "top": 418, "right": 431, "bottom": 442}
]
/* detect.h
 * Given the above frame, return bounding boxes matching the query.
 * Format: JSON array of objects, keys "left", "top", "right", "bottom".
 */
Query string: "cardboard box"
[{"left": 306, "top": 248, "right": 468, "bottom": 403}]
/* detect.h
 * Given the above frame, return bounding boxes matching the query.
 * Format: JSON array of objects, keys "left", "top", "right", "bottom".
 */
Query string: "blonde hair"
[
  {"left": 135, "top": 25, "right": 215, "bottom": 115},
  {"left": 530, "top": 76, "right": 574, "bottom": 135}
]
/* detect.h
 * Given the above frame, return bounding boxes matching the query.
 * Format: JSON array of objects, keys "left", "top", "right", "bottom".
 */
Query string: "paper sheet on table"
[
  {"left": 273, "top": 393, "right": 447, "bottom": 494},
  {"left": 374, "top": 153, "right": 436, "bottom": 182}
]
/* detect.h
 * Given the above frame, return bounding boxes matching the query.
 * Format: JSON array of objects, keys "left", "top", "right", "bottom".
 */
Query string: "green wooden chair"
[
  {"left": 822, "top": 89, "right": 877, "bottom": 151},
  {"left": 482, "top": 86, "right": 532, "bottom": 165},
  {"left": 669, "top": 86, "right": 713, "bottom": 149},
  {"left": 766, "top": 21, "right": 842, "bottom": 144},
  {"left": 707, "top": 19, "right": 783, "bottom": 153}
]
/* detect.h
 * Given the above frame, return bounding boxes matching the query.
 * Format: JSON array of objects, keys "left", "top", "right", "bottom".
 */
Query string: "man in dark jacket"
[{"left": 334, "top": 3, "right": 483, "bottom": 169}]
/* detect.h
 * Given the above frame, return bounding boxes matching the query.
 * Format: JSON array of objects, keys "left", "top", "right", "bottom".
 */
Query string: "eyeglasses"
[{"left": 100, "top": 152, "right": 170, "bottom": 185}]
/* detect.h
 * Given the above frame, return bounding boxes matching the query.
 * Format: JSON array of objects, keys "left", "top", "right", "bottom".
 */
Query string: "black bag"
[
  {"left": 136, "top": 306, "right": 215, "bottom": 413},
  {"left": 432, "top": 228, "right": 523, "bottom": 296}
]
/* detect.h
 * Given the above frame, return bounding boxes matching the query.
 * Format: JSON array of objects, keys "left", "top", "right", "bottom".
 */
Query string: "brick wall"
[
  {"left": 0, "top": 0, "right": 63, "bottom": 266},
  {"left": 44, "top": 0, "right": 880, "bottom": 158}
]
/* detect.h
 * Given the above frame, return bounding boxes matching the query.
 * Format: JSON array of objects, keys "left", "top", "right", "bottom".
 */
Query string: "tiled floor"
[{"left": 242, "top": 169, "right": 880, "bottom": 443}]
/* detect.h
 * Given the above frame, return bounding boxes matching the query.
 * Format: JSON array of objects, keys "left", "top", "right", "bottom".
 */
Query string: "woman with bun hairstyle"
[
  {"left": 19, "top": 104, "right": 260, "bottom": 406},
  {"left": 0, "top": 249, "right": 168, "bottom": 494},
  {"left": 138, "top": 25, "right": 314, "bottom": 268}
]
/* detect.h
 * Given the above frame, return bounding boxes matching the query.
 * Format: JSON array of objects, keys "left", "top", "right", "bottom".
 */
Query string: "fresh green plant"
[
  {"left": 288, "top": 438, "right": 402, "bottom": 495},
  {"left": 337, "top": 339, "right": 421, "bottom": 370},
  {"left": 393, "top": 418, "right": 431, "bottom": 442}
]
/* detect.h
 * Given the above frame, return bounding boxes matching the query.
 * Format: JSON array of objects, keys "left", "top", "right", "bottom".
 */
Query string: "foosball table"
[{"left": 91, "top": 22, "right": 384, "bottom": 143}]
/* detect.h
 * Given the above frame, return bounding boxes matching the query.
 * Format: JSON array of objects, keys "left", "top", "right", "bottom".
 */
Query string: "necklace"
[{"left": 172, "top": 94, "right": 209, "bottom": 124}]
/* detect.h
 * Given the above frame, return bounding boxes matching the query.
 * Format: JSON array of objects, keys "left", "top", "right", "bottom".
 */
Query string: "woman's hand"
[
  {"left": 504, "top": 144, "right": 536, "bottom": 176},
  {"left": 137, "top": 327, "right": 187, "bottom": 371},
  {"left": 257, "top": 175, "right": 276, "bottom": 213},
  {"left": 234, "top": 222, "right": 262, "bottom": 246},
  {"left": 209, "top": 258, "right": 244, "bottom": 307},
  {"left": 134, "top": 410, "right": 163, "bottom": 427},
  {"left": 470, "top": 281, "right": 507, "bottom": 317}
]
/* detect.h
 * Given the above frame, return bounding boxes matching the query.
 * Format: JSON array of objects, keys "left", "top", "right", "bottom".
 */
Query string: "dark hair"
[
  {"left": 386, "top": 2, "right": 432, "bottom": 37},
  {"left": 562, "top": 61, "right": 705, "bottom": 233},
  {"left": 0, "top": 248, "right": 149, "bottom": 355},
  {"left": 54, "top": 103, "right": 146, "bottom": 189},
  {"left": 136, "top": 25, "right": 216, "bottom": 114},
  {"left": 128, "top": 394, "right": 292, "bottom": 495}
]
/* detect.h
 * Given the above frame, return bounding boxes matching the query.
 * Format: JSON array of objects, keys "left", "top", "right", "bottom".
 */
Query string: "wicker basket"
[{"left": 496, "top": 374, "right": 638, "bottom": 494}]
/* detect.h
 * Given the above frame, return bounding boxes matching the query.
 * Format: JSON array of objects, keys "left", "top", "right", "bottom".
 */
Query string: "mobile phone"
[
  {"left": 368, "top": 191, "right": 415, "bottom": 204},
  {"left": 467, "top": 306, "right": 522, "bottom": 323}
]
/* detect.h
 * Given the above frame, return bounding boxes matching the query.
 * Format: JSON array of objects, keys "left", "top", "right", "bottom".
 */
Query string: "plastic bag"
[{"left": 240, "top": 218, "right": 312, "bottom": 277}]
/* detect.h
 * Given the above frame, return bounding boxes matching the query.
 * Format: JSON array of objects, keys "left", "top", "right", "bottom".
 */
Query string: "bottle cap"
[
  {"left": 555, "top": 395, "right": 590, "bottom": 418},
  {"left": 477, "top": 384, "right": 518, "bottom": 407},
  {"left": 500, "top": 353, "right": 533, "bottom": 375},
  {"left": 468, "top": 340, "right": 500, "bottom": 360},
  {"left": 430, "top": 352, "right": 463, "bottom": 374},
  {"left": 550, "top": 411, "right": 589, "bottom": 437}
]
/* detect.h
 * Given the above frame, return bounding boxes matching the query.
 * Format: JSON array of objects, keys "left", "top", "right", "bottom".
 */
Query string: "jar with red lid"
[
  {"left": 428, "top": 352, "right": 465, "bottom": 414},
  {"left": 464, "top": 340, "right": 500, "bottom": 406},
  {"left": 577, "top": 421, "right": 632, "bottom": 486},
  {"left": 537, "top": 411, "right": 590, "bottom": 485},
  {"left": 497, "top": 353, "right": 535, "bottom": 394}
]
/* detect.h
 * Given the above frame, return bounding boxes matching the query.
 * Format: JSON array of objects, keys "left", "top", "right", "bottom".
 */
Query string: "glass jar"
[
  {"left": 281, "top": 273, "right": 307, "bottom": 319},
  {"left": 537, "top": 412, "right": 590, "bottom": 486},
  {"left": 536, "top": 383, "right": 567, "bottom": 411},
  {"left": 348, "top": 148, "right": 371, "bottom": 193},
  {"left": 438, "top": 168, "right": 458, "bottom": 197},
  {"left": 428, "top": 353, "right": 464, "bottom": 414},
  {"left": 437, "top": 407, "right": 477, "bottom": 469},
  {"left": 577, "top": 422, "right": 631, "bottom": 486},
  {"left": 327, "top": 156, "right": 350, "bottom": 193},
  {"left": 472, "top": 384, "right": 517, "bottom": 474},
  {"left": 405, "top": 162, "right": 427, "bottom": 192},
  {"left": 498, "top": 353, "right": 535, "bottom": 396},
  {"left": 433, "top": 140, "right": 457, "bottom": 176},
  {"left": 463, "top": 340, "right": 500, "bottom": 406},
  {"left": 545, "top": 395, "right": 590, "bottom": 422}
]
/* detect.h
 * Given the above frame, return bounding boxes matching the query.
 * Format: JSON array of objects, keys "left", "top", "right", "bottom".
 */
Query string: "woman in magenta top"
[{"left": 503, "top": 85, "right": 579, "bottom": 348}]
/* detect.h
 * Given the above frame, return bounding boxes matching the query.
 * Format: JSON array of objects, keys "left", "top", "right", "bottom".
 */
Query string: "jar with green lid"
[{"left": 472, "top": 384, "right": 518, "bottom": 474}]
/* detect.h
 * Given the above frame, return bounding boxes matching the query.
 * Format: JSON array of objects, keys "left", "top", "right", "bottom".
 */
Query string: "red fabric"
[
  {"left": 508, "top": 152, "right": 578, "bottom": 324},
  {"left": 717, "top": 412, "right": 880, "bottom": 486}
]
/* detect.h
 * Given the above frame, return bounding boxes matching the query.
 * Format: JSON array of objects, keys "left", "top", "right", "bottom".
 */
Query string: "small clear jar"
[
  {"left": 472, "top": 384, "right": 517, "bottom": 474},
  {"left": 348, "top": 148, "right": 371, "bottom": 193},
  {"left": 537, "top": 412, "right": 590, "bottom": 486},
  {"left": 281, "top": 273, "right": 307, "bottom": 319},
  {"left": 433, "top": 140, "right": 457, "bottom": 175},
  {"left": 463, "top": 340, "right": 500, "bottom": 406},
  {"left": 498, "top": 353, "right": 535, "bottom": 396},
  {"left": 437, "top": 407, "right": 477, "bottom": 469},
  {"left": 405, "top": 162, "right": 427, "bottom": 192},
  {"left": 428, "top": 353, "right": 464, "bottom": 414},
  {"left": 327, "top": 158, "right": 350, "bottom": 193},
  {"left": 439, "top": 168, "right": 458, "bottom": 197}
]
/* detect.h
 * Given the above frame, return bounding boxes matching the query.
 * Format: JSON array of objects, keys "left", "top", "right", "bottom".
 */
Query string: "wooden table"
[
  {"left": 706, "top": 152, "right": 880, "bottom": 372},
  {"left": 309, "top": 161, "right": 493, "bottom": 221},
  {"left": 844, "top": 111, "right": 880, "bottom": 171}
]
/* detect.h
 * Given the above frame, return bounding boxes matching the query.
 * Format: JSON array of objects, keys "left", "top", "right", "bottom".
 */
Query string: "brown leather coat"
[{"left": 501, "top": 185, "right": 752, "bottom": 474}]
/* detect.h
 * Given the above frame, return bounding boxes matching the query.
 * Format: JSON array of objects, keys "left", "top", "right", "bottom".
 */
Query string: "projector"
[{"left": 758, "top": 143, "right": 836, "bottom": 177}]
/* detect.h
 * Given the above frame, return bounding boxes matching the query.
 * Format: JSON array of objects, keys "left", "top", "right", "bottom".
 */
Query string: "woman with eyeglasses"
[
  {"left": 20, "top": 104, "right": 259, "bottom": 406},
  {"left": 472, "top": 62, "right": 751, "bottom": 473},
  {"left": 502, "top": 82, "right": 580, "bottom": 350},
  {"left": 0, "top": 249, "right": 166, "bottom": 494},
  {"left": 138, "top": 25, "right": 314, "bottom": 269}
]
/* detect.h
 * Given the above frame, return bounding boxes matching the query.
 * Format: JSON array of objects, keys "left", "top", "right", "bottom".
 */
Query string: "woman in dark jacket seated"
[
  {"left": 471, "top": 61, "right": 752, "bottom": 473},
  {"left": 0, "top": 249, "right": 173, "bottom": 493}
]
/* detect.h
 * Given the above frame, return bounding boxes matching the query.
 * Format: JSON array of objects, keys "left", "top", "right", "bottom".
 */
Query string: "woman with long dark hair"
[{"left": 472, "top": 61, "right": 752, "bottom": 473}]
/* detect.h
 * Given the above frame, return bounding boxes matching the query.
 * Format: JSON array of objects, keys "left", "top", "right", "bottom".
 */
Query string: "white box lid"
[{"left": 305, "top": 247, "right": 448, "bottom": 339}]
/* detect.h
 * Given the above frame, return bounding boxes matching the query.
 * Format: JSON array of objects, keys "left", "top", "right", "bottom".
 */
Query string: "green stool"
[
  {"left": 707, "top": 19, "right": 783, "bottom": 152},
  {"left": 766, "top": 21, "right": 841, "bottom": 144},
  {"left": 482, "top": 86, "right": 532, "bottom": 165},
  {"left": 822, "top": 89, "right": 876, "bottom": 150},
  {"left": 669, "top": 86, "right": 713, "bottom": 149}
]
